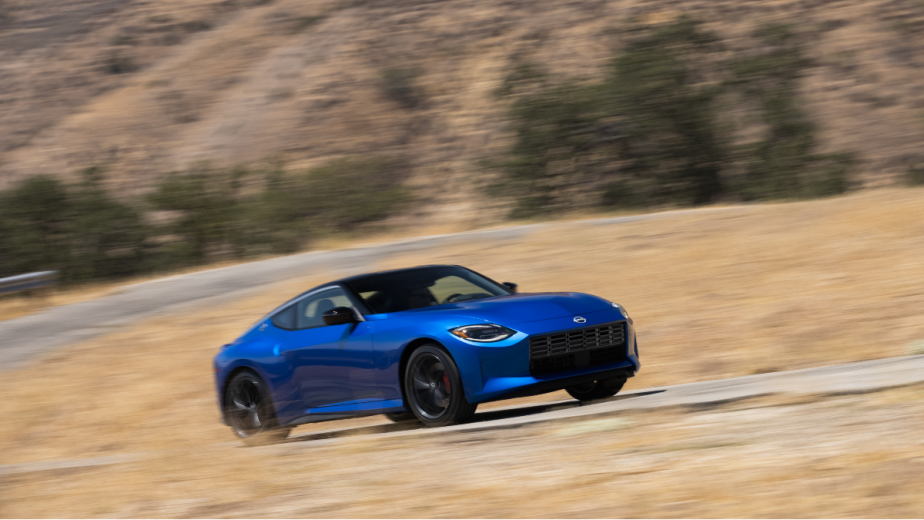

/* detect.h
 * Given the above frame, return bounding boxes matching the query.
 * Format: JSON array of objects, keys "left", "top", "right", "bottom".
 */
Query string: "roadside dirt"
[
  {"left": 379, "top": 188, "right": 924, "bottom": 389},
  {"left": 2, "top": 189, "right": 924, "bottom": 516},
  {"left": 3, "top": 386, "right": 923, "bottom": 517}
]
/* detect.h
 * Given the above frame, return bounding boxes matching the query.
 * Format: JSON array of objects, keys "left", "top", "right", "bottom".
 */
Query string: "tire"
[
  {"left": 404, "top": 344, "right": 478, "bottom": 427},
  {"left": 566, "top": 376, "right": 626, "bottom": 402},
  {"left": 224, "top": 371, "right": 290, "bottom": 446},
  {"left": 384, "top": 411, "right": 419, "bottom": 423}
]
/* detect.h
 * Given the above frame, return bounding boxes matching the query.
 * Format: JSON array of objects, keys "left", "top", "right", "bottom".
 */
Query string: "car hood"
[{"left": 395, "top": 292, "right": 612, "bottom": 325}]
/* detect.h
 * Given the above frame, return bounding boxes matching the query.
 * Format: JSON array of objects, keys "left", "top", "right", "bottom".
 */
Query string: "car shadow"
[
  {"left": 469, "top": 390, "right": 665, "bottom": 424},
  {"left": 283, "top": 389, "right": 666, "bottom": 445}
]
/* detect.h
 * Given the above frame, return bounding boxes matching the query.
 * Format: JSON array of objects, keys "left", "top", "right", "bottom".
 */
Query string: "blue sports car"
[{"left": 214, "top": 265, "right": 640, "bottom": 444}]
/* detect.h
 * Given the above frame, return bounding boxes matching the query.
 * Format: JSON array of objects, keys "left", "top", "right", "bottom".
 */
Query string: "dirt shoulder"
[
  {"left": 3, "top": 385, "right": 923, "bottom": 517},
  {"left": 2, "top": 189, "right": 924, "bottom": 516}
]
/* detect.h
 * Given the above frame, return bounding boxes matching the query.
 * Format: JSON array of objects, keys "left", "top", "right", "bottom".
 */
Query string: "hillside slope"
[{"left": 1, "top": 0, "right": 923, "bottom": 221}]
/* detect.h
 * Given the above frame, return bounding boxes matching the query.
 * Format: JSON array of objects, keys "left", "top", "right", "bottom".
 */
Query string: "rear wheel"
[
  {"left": 566, "top": 376, "right": 626, "bottom": 402},
  {"left": 404, "top": 345, "right": 477, "bottom": 427},
  {"left": 224, "top": 371, "right": 290, "bottom": 446}
]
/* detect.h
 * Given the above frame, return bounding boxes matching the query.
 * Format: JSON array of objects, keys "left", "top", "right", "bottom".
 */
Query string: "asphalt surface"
[
  {"left": 0, "top": 206, "right": 746, "bottom": 368},
  {"left": 3, "top": 354, "right": 922, "bottom": 476}
]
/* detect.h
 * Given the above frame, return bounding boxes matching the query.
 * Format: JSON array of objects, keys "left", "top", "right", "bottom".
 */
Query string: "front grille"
[
  {"left": 528, "top": 321, "right": 627, "bottom": 376},
  {"left": 529, "top": 322, "right": 626, "bottom": 358}
]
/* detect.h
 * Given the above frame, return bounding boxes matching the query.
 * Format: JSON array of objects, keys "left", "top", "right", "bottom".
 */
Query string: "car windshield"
[{"left": 346, "top": 266, "right": 510, "bottom": 314}]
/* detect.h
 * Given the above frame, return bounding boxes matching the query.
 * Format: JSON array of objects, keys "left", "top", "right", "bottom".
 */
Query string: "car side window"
[
  {"left": 295, "top": 288, "right": 354, "bottom": 330},
  {"left": 271, "top": 305, "right": 297, "bottom": 330}
]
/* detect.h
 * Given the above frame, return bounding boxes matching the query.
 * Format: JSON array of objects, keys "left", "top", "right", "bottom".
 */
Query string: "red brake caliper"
[{"left": 442, "top": 372, "right": 451, "bottom": 394}]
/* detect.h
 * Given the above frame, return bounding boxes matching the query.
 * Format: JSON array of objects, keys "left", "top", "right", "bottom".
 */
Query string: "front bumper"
[{"left": 462, "top": 308, "right": 640, "bottom": 403}]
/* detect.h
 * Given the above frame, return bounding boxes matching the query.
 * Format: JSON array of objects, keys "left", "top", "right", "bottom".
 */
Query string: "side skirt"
[{"left": 282, "top": 398, "right": 406, "bottom": 426}]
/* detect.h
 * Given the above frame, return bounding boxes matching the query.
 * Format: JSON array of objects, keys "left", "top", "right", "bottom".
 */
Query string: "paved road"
[
  {"left": 0, "top": 206, "right": 746, "bottom": 368},
  {"left": 278, "top": 353, "right": 924, "bottom": 446},
  {"left": 3, "top": 354, "right": 921, "bottom": 476}
]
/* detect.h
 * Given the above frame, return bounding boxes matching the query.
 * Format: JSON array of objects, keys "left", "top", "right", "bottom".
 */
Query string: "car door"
[{"left": 275, "top": 287, "right": 376, "bottom": 410}]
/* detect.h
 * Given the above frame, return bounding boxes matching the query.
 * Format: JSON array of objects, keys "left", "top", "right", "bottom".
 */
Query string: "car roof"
[
  {"left": 294, "top": 264, "right": 463, "bottom": 300},
  {"left": 332, "top": 264, "right": 461, "bottom": 286}
]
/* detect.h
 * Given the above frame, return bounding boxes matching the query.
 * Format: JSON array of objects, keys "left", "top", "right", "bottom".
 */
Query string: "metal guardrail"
[{"left": 0, "top": 271, "right": 59, "bottom": 296}]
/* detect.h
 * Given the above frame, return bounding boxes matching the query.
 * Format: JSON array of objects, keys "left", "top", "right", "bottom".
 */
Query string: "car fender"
[{"left": 401, "top": 332, "right": 485, "bottom": 403}]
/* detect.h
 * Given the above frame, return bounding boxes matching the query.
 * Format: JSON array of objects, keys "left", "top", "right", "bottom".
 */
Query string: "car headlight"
[
  {"left": 612, "top": 302, "right": 629, "bottom": 319},
  {"left": 449, "top": 324, "right": 516, "bottom": 342}
]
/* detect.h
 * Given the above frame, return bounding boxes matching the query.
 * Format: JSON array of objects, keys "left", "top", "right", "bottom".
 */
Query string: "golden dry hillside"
[
  {"left": 2, "top": 187, "right": 924, "bottom": 467},
  {"left": 3, "top": 189, "right": 924, "bottom": 517},
  {"left": 2, "top": 0, "right": 924, "bottom": 221}
]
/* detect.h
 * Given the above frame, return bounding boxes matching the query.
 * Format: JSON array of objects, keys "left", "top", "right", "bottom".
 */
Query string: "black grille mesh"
[
  {"left": 527, "top": 321, "right": 628, "bottom": 376},
  {"left": 529, "top": 322, "right": 626, "bottom": 359}
]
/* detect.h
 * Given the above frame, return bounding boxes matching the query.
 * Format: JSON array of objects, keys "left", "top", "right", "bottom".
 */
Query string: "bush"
[
  {"left": 730, "top": 24, "right": 850, "bottom": 200},
  {"left": 0, "top": 156, "right": 411, "bottom": 286},
  {"left": 492, "top": 18, "right": 728, "bottom": 217},
  {"left": 148, "top": 157, "right": 410, "bottom": 263},
  {"left": 908, "top": 162, "right": 924, "bottom": 186},
  {"left": 104, "top": 53, "right": 138, "bottom": 74},
  {"left": 300, "top": 157, "right": 411, "bottom": 230},
  {"left": 490, "top": 19, "right": 855, "bottom": 216},
  {"left": 66, "top": 180, "right": 149, "bottom": 281},
  {"left": 148, "top": 166, "right": 244, "bottom": 264},
  {"left": 0, "top": 173, "right": 149, "bottom": 283},
  {"left": 601, "top": 18, "right": 726, "bottom": 206},
  {"left": 0, "top": 176, "right": 70, "bottom": 279},
  {"left": 381, "top": 67, "right": 423, "bottom": 109}
]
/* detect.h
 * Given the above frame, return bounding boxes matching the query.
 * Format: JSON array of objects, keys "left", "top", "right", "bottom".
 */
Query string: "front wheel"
[
  {"left": 566, "top": 376, "right": 626, "bottom": 402},
  {"left": 404, "top": 345, "right": 477, "bottom": 427},
  {"left": 224, "top": 371, "right": 290, "bottom": 446}
]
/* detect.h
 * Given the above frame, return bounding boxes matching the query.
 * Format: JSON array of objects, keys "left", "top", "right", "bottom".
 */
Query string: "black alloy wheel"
[
  {"left": 566, "top": 376, "right": 626, "bottom": 402},
  {"left": 224, "top": 371, "right": 290, "bottom": 445},
  {"left": 404, "top": 345, "right": 477, "bottom": 427}
]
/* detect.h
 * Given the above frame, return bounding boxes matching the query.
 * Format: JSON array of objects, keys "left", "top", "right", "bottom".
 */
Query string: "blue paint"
[{"left": 213, "top": 266, "right": 640, "bottom": 428}]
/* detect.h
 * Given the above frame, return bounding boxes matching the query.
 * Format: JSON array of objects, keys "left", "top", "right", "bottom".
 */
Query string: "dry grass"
[
  {"left": 2, "top": 189, "right": 924, "bottom": 516},
  {"left": 3, "top": 385, "right": 924, "bottom": 517},
  {"left": 377, "top": 187, "right": 924, "bottom": 389}
]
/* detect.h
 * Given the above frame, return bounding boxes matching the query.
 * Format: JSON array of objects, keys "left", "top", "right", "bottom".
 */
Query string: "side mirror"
[
  {"left": 322, "top": 306, "right": 358, "bottom": 326},
  {"left": 502, "top": 282, "right": 518, "bottom": 293}
]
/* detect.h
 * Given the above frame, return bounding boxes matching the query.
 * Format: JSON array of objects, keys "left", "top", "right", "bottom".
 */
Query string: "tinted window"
[
  {"left": 271, "top": 305, "right": 297, "bottom": 330},
  {"left": 347, "top": 267, "right": 509, "bottom": 314},
  {"left": 295, "top": 288, "right": 354, "bottom": 329}
]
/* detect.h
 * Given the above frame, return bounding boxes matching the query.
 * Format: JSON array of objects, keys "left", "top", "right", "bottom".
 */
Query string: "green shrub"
[
  {"left": 381, "top": 67, "right": 423, "bottom": 109},
  {"left": 490, "top": 19, "right": 855, "bottom": 215},
  {"left": 491, "top": 18, "right": 728, "bottom": 216},
  {"left": 148, "top": 166, "right": 246, "bottom": 264},
  {"left": 298, "top": 157, "right": 411, "bottom": 230},
  {"left": 908, "top": 163, "right": 924, "bottom": 186},
  {"left": 729, "top": 24, "right": 851, "bottom": 200},
  {"left": 0, "top": 176, "right": 70, "bottom": 278},
  {"left": 67, "top": 189, "right": 148, "bottom": 281},
  {"left": 0, "top": 173, "right": 149, "bottom": 283},
  {"left": 602, "top": 18, "right": 726, "bottom": 206},
  {"left": 148, "top": 158, "right": 410, "bottom": 263},
  {"left": 104, "top": 53, "right": 138, "bottom": 74},
  {"left": 290, "top": 16, "right": 325, "bottom": 33},
  {"left": 0, "top": 156, "right": 411, "bottom": 285}
]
